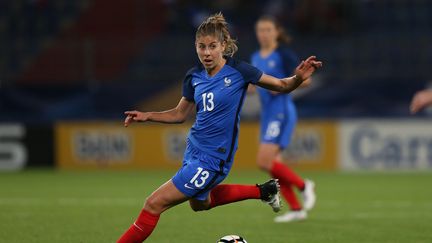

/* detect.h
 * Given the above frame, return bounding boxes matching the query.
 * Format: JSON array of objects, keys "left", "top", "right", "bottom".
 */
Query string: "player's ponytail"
[
  {"left": 257, "top": 15, "right": 292, "bottom": 45},
  {"left": 196, "top": 12, "right": 238, "bottom": 57}
]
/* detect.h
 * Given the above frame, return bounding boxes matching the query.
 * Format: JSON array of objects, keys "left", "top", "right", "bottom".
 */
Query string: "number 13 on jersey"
[{"left": 202, "top": 92, "right": 214, "bottom": 112}]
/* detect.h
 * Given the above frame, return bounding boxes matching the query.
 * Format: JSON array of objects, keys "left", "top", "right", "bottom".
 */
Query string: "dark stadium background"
[{"left": 1, "top": 0, "right": 431, "bottom": 122}]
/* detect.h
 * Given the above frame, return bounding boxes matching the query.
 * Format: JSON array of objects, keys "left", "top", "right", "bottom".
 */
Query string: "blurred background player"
[
  {"left": 117, "top": 13, "right": 322, "bottom": 242},
  {"left": 249, "top": 15, "right": 316, "bottom": 223},
  {"left": 410, "top": 89, "right": 432, "bottom": 114}
]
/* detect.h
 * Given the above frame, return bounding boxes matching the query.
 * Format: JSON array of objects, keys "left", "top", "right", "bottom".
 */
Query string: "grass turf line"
[{"left": 1, "top": 170, "right": 432, "bottom": 243}]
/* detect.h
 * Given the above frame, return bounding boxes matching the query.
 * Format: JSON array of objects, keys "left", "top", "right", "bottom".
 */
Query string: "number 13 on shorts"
[{"left": 190, "top": 167, "right": 209, "bottom": 188}]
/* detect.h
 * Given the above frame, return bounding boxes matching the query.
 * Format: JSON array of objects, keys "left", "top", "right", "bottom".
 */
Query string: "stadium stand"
[{"left": 0, "top": 0, "right": 431, "bottom": 121}]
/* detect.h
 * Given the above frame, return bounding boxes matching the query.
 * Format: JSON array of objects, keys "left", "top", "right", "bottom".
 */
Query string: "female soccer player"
[
  {"left": 249, "top": 16, "right": 316, "bottom": 223},
  {"left": 118, "top": 13, "right": 322, "bottom": 242}
]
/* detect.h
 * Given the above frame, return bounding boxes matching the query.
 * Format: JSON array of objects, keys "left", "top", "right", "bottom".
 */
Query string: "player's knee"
[
  {"left": 189, "top": 201, "right": 210, "bottom": 212},
  {"left": 190, "top": 205, "right": 208, "bottom": 212},
  {"left": 143, "top": 196, "right": 164, "bottom": 214},
  {"left": 190, "top": 205, "right": 203, "bottom": 212}
]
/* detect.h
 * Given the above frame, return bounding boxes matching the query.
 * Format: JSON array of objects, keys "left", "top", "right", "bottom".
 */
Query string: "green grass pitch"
[{"left": 1, "top": 169, "right": 432, "bottom": 242}]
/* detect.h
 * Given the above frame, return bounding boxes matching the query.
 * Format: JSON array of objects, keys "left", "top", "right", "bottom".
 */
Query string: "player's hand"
[
  {"left": 124, "top": 110, "right": 150, "bottom": 127},
  {"left": 410, "top": 89, "right": 432, "bottom": 114},
  {"left": 295, "top": 56, "right": 322, "bottom": 82}
]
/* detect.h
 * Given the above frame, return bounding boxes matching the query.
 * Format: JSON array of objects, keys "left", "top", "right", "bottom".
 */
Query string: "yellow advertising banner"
[
  {"left": 233, "top": 121, "right": 338, "bottom": 171},
  {"left": 283, "top": 120, "right": 338, "bottom": 171},
  {"left": 56, "top": 121, "right": 337, "bottom": 171},
  {"left": 56, "top": 122, "right": 188, "bottom": 170}
]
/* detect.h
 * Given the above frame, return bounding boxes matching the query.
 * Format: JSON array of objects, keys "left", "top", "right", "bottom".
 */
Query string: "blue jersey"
[
  {"left": 250, "top": 47, "right": 299, "bottom": 110},
  {"left": 182, "top": 57, "right": 263, "bottom": 163},
  {"left": 251, "top": 47, "right": 299, "bottom": 148}
]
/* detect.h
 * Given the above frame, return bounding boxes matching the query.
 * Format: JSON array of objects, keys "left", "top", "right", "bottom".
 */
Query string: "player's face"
[
  {"left": 196, "top": 35, "right": 226, "bottom": 70},
  {"left": 256, "top": 20, "right": 278, "bottom": 47}
]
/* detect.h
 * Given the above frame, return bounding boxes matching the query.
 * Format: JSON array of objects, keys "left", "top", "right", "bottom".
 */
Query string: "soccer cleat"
[
  {"left": 302, "top": 179, "right": 316, "bottom": 211},
  {"left": 257, "top": 179, "right": 281, "bottom": 212},
  {"left": 274, "top": 210, "right": 307, "bottom": 223}
]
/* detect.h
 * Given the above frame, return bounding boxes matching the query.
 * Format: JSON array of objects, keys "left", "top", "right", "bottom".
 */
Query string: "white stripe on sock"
[{"left": 133, "top": 222, "right": 144, "bottom": 232}]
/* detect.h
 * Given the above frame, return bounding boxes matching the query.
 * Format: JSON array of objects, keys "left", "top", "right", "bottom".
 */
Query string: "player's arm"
[
  {"left": 124, "top": 97, "right": 195, "bottom": 127},
  {"left": 256, "top": 56, "right": 321, "bottom": 93},
  {"left": 268, "top": 78, "right": 311, "bottom": 95},
  {"left": 410, "top": 89, "right": 432, "bottom": 114},
  {"left": 299, "top": 78, "right": 312, "bottom": 88}
]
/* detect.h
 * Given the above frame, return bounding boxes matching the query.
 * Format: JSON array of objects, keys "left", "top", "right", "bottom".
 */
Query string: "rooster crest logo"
[{"left": 224, "top": 77, "right": 232, "bottom": 86}]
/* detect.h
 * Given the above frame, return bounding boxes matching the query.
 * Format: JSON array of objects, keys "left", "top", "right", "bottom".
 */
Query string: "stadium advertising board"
[
  {"left": 282, "top": 121, "right": 338, "bottom": 170},
  {"left": 56, "top": 121, "right": 338, "bottom": 170},
  {"left": 339, "top": 120, "right": 432, "bottom": 170},
  {"left": 57, "top": 122, "right": 134, "bottom": 169},
  {"left": 0, "top": 123, "right": 54, "bottom": 171},
  {"left": 56, "top": 122, "right": 188, "bottom": 170}
]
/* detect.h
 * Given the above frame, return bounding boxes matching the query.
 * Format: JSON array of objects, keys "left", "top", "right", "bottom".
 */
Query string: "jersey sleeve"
[
  {"left": 236, "top": 60, "right": 263, "bottom": 84},
  {"left": 182, "top": 68, "right": 196, "bottom": 102},
  {"left": 280, "top": 48, "right": 300, "bottom": 76}
]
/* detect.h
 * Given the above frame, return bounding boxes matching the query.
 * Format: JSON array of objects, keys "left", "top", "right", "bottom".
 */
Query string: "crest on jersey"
[
  {"left": 268, "top": 60, "right": 276, "bottom": 68},
  {"left": 224, "top": 77, "right": 232, "bottom": 87}
]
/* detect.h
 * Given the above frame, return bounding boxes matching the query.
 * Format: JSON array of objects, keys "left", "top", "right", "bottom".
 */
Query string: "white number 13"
[
  {"left": 202, "top": 92, "right": 214, "bottom": 112},
  {"left": 190, "top": 167, "right": 210, "bottom": 188}
]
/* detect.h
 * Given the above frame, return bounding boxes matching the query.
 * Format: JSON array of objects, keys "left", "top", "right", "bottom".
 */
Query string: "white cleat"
[
  {"left": 274, "top": 210, "right": 307, "bottom": 223},
  {"left": 267, "top": 190, "right": 282, "bottom": 213},
  {"left": 302, "top": 179, "right": 316, "bottom": 211}
]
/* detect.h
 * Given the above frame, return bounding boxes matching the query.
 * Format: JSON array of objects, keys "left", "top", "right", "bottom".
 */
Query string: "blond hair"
[{"left": 196, "top": 12, "right": 238, "bottom": 57}]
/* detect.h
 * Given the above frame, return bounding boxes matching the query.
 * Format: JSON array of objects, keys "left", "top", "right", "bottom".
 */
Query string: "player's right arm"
[{"left": 124, "top": 97, "right": 195, "bottom": 127}]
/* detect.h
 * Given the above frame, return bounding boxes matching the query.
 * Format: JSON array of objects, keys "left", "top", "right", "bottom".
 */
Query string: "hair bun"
[
  {"left": 196, "top": 12, "right": 238, "bottom": 57},
  {"left": 207, "top": 12, "right": 227, "bottom": 25}
]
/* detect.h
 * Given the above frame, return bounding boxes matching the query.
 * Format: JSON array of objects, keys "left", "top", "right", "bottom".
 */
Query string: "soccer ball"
[{"left": 217, "top": 235, "right": 247, "bottom": 243}]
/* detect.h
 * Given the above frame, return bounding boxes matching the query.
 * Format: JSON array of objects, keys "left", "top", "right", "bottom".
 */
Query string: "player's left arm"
[
  {"left": 256, "top": 56, "right": 321, "bottom": 93},
  {"left": 269, "top": 78, "right": 311, "bottom": 95},
  {"left": 284, "top": 50, "right": 311, "bottom": 89},
  {"left": 299, "top": 77, "right": 312, "bottom": 88}
]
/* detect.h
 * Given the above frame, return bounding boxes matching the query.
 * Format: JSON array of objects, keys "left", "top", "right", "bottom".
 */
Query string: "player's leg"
[
  {"left": 190, "top": 184, "right": 260, "bottom": 210},
  {"left": 117, "top": 180, "right": 188, "bottom": 243},
  {"left": 188, "top": 178, "right": 281, "bottom": 212},
  {"left": 175, "top": 141, "right": 278, "bottom": 213},
  {"left": 182, "top": 140, "right": 281, "bottom": 213},
  {"left": 269, "top": 104, "right": 316, "bottom": 221},
  {"left": 257, "top": 143, "right": 303, "bottom": 211},
  {"left": 264, "top": 145, "right": 305, "bottom": 190},
  {"left": 261, "top": 103, "right": 315, "bottom": 192},
  {"left": 274, "top": 102, "right": 316, "bottom": 212},
  {"left": 143, "top": 179, "right": 188, "bottom": 214},
  {"left": 259, "top": 110, "right": 305, "bottom": 190}
]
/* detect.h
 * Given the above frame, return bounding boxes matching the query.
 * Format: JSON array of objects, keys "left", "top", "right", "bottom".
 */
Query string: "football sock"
[
  {"left": 270, "top": 160, "right": 305, "bottom": 190},
  {"left": 117, "top": 209, "right": 160, "bottom": 243},
  {"left": 209, "top": 184, "right": 261, "bottom": 208},
  {"left": 280, "top": 184, "right": 302, "bottom": 210}
]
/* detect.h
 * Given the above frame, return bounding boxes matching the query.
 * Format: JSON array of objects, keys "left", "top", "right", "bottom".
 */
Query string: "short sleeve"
[
  {"left": 182, "top": 68, "right": 196, "bottom": 102},
  {"left": 236, "top": 61, "right": 263, "bottom": 84},
  {"left": 279, "top": 48, "right": 300, "bottom": 76}
]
